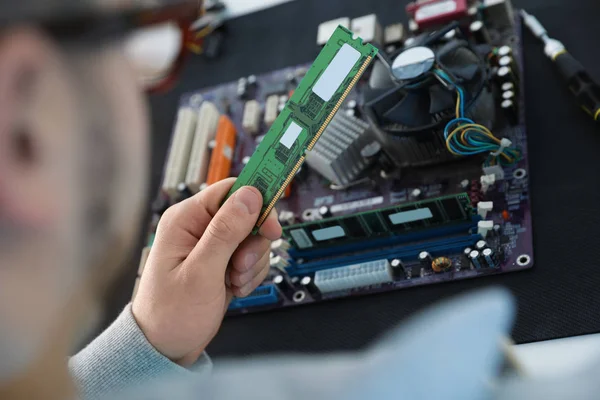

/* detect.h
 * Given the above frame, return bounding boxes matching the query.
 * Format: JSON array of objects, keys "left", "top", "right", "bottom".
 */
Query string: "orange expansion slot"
[{"left": 206, "top": 115, "right": 237, "bottom": 186}]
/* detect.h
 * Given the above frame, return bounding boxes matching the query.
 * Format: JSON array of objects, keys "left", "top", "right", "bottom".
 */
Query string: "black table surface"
[{"left": 104, "top": 0, "right": 600, "bottom": 358}]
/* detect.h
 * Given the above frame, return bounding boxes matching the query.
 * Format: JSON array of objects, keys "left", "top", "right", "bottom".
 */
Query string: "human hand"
[{"left": 132, "top": 178, "right": 281, "bottom": 366}]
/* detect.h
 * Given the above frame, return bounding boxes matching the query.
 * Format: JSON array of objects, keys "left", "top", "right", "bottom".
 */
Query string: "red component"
[
  {"left": 502, "top": 210, "right": 510, "bottom": 221},
  {"left": 282, "top": 181, "right": 293, "bottom": 199},
  {"left": 406, "top": 0, "right": 468, "bottom": 29}
]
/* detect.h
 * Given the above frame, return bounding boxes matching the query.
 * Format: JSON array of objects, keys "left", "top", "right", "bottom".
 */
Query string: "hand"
[{"left": 132, "top": 178, "right": 281, "bottom": 366}]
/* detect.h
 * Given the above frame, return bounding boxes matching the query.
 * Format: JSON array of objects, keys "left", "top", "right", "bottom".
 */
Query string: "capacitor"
[
  {"left": 286, "top": 72, "right": 296, "bottom": 85},
  {"left": 498, "top": 55, "right": 517, "bottom": 73},
  {"left": 300, "top": 276, "right": 321, "bottom": 300},
  {"left": 462, "top": 247, "right": 473, "bottom": 268},
  {"left": 497, "top": 45, "right": 512, "bottom": 58},
  {"left": 419, "top": 251, "right": 432, "bottom": 269},
  {"left": 390, "top": 258, "right": 406, "bottom": 279},
  {"left": 347, "top": 99, "right": 357, "bottom": 110},
  {"left": 318, "top": 206, "right": 332, "bottom": 219},
  {"left": 469, "top": 250, "right": 483, "bottom": 269},
  {"left": 475, "top": 240, "right": 488, "bottom": 251},
  {"left": 199, "top": 183, "right": 209, "bottom": 192},
  {"left": 432, "top": 257, "right": 452, "bottom": 273},
  {"left": 497, "top": 66, "right": 519, "bottom": 86},
  {"left": 469, "top": 20, "right": 491, "bottom": 44},
  {"left": 273, "top": 274, "right": 295, "bottom": 297},
  {"left": 501, "top": 82, "right": 515, "bottom": 92},
  {"left": 501, "top": 99, "right": 519, "bottom": 126},
  {"left": 404, "top": 37, "right": 416, "bottom": 47},
  {"left": 177, "top": 182, "right": 193, "bottom": 200},
  {"left": 247, "top": 75, "right": 257, "bottom": 86},
  {"left": 242, "top": 156, "right": 251, "bottom": 165},
  {"left": 345, "top": 109, "right": 355, "bottom": 117},
  {"left": 440, "top": 30, "right": 455, "bottom": 43},
  {"left": 502, "top": 90, "right": 516, "bottom": 101},
  {"left": 482, "top": 248, "right": 498, "bottom": 268},
  {"left": 361, "top": 141, "right": 382, "bottom": 162},
  {"left": 411, "top": 188, "right": 422, "bottom": 199}
]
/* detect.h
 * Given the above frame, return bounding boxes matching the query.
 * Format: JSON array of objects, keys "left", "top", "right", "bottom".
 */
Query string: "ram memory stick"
[{"left": 225, "top": 26, "right": 378, "bottom": 233}]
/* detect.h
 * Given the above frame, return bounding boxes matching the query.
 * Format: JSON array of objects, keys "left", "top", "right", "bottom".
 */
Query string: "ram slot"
[
  {"left": 161, "top": 107, "right": 198, "bottom": 198},
  {"left": 185, "top": 101, "right": 220, "bottom": 193}
]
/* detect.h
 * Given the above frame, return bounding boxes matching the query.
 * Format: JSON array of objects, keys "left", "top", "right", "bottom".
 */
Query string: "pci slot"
[
  {"left": 206, "top": 115, "right": 237, "bottom": 185},
  {"left": 185, "top": 101, "right": 220, "bottom": 193},
  {"left": 314, "top": 259, "right": 393, "bottom": 294},
  {"left": 284, "top": 192, "right": 475, "bottom": 255},
  {"left": 161, "top": 107, "right": 198, "bottom": 197},
  {"left": 228, "top": 284, "right": 279, "bottom": 310},
  {"left": 286, "top": 233, "right": 481, "bottom": 276}
]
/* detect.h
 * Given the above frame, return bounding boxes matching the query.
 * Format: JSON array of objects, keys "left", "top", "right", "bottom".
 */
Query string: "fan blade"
[
  {"left": 429, "top": 84, "right": 456, "bottom": 114},
  {"left": 447, "top": 64, "right": 479, "bottom": 81},
  {"left": 436, "top": 39, "right": 467, "bottom": 60},
  {"left": 364, "top": 85, "right": 405, "bottom": 120},
  {"left": 369, "top": 59, "right": 395, "bottom": 89},
  {"left": 383, "top": 91, "right": 431, "bottom": 127}
]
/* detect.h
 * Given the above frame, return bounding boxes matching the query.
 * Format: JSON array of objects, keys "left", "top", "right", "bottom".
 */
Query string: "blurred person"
[
  {"left": 1, "top": 1, "right": 595, "bottom": 400},
  {"left": 0, "top": 1, "right": 280, "bottom": 398}
]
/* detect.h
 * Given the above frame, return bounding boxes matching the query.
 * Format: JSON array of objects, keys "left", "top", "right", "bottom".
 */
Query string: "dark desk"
[{"left": 106, "top": 0, "right": 600, "bottom": 357}]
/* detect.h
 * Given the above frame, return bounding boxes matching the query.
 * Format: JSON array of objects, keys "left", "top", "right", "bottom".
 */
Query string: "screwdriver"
[{"left": 521, "top": 10, "right": 600, "bottom": 121}]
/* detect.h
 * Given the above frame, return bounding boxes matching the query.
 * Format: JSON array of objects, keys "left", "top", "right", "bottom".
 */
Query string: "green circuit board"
[{"left": 224, "top": 26, "right": 378, "bottom": 232}]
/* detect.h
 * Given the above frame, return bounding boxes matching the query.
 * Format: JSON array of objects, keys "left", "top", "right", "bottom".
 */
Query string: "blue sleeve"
[{"left": 68, "top": 304, "right": 211, "bottom": 399}]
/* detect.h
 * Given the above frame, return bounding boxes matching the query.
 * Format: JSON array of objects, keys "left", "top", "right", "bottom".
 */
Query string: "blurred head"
[{"left": 0, "top": 0, "right": 196, "bottom": 381}]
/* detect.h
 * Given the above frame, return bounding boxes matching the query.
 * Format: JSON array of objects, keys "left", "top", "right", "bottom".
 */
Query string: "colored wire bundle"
[{"left": 433, "top": 69, "right": 521, "bottom": 166}]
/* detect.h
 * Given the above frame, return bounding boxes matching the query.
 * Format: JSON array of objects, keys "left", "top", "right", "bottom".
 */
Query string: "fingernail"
[
  {"left": 244, "top": 253, "right": 258, "bottom": 271},
  {"left": 234, "top": 187, "right": 261, "bottom": 214}
]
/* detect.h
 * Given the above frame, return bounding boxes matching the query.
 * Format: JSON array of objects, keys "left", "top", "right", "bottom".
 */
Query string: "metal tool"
[{"left": 521, "top": 10, "right": 600, "bottom": 121}]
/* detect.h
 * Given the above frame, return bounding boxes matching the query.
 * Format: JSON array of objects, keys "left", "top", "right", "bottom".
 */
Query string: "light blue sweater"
[
  {"left": 70, "top": 290, "right": 563, "bottom": 400},
  {"left": 69, "top": 304, "right": 212, "bottom": 399}
]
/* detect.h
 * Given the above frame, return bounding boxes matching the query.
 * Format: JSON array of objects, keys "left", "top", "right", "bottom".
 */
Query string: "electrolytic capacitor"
[
  {"left": 469, "top": 20, "right": 491, "bottom": 44},
  {"left": 501, "top": 82, "right": 515, "bottom": 92},
  {"left": 501, "top": 99, "right": 519, "bottom": 126},
  {"left": 497, "top": 45, "right": 512, "bottom": 58},
  {"left": 419, "top": 251, "right": 432, "bottom": 269},
  {"left": 475, "top": 240, "right": 488, "bottom": 251},
  {"left": 300, "top": 276, "right": 321, "bottom": 300},
  {"left": 499, "top": 55, "right": 517, "bottom": 72},
  {"left": 502, "top": 90, "right": 516, "bottom": 101},
  {"left": 443, "top": 28, "right": 457, "bottom": 42},
  {"left": 318, "top": 206, "right": 332, "bottom": 219},
  {"left": 497, "top": 66, "right": 520, "bottom": 85},
  {"left": 391, "top": 258, "right": 406, "bottom": 279},
  {"left": 482, "top": 248, "right": 499, "bottom": 268},
  {"left": 273, "top": 274, "right": 295, "bottom": 298},
  {"left": 469, "top": 250, "right": 483, "bottom": 269},
  {"left": 462, "top": 247, "right": 473, "bottom": 268}
]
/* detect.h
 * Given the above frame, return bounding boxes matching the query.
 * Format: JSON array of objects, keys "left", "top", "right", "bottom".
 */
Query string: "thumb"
[{"left": 185, "top": 186, "right": 262, "bottom": 277}]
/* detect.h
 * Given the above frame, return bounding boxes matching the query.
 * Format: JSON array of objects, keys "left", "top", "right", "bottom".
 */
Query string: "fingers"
[
  {"left": 185, "top": 186, "right": 262, "bottom": 278},
  {"left": 231, "top": 253, "right": 270, "bottom": 297},
  {"left": 230, "top": 234, "right": 271, "bottom": 274},
  {"left": 258, "top": 208, "right": 282, "bottom": 241},
  {"left": 152, "top": 178, "right": 237, "bottom": 257},
  {"left": 229, "top": 246, "right": 270, "bottom": 287}
]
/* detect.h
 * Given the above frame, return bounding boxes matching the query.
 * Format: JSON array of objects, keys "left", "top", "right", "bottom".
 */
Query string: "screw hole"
[
  {"left": 293, "top": 291, "right": 306, "bottom": 303},
  {"left": 517, "top": 254, "right": 531, "bottom": 266},
  {"left": 513, "top": 168, "right": 527, "bottom": 179}
]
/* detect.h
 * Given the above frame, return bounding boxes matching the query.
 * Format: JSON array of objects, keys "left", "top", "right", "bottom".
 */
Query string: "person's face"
[{"left": 0, "top": 27, "right": 149, "bottom": 379}]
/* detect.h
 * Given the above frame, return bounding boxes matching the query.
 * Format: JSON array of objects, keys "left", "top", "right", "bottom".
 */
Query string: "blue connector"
[{"left": 228, "top": 285, "right": 279, "bottom": 310}]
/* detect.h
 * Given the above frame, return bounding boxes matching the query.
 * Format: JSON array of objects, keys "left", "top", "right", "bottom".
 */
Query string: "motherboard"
[{"left": 133, "top": 0, "right": 533, "bottom": 315}]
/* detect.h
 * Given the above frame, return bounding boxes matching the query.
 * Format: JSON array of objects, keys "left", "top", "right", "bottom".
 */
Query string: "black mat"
[{"left": 104, "top": 0, "right": 600, "bottom": 357}]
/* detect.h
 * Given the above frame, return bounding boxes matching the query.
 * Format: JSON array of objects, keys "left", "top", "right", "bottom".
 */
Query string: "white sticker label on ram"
[{"left": 312, "top": 44, "right": 361, "bottom": 101}]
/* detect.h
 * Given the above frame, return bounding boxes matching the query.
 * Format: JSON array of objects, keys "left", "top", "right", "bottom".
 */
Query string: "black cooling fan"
[{"left": 363, "top": 31, "right": 495, "bottom": 168}]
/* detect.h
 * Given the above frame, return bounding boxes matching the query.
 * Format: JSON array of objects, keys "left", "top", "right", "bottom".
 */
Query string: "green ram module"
[
  {"left": 283, "top": 193, "right": 475, "bottom": 251},
  {"left": 225, "top": 26, "right": 378, "bottom": 232}
]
